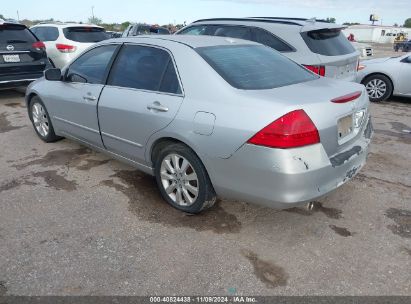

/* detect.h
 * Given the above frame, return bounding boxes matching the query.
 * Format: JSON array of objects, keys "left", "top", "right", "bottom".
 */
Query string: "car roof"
[
  {"left": 0, "top": 19, "right": 26, "bottom": 27},
  {"left": 190, "top": 17, "right": 344, "bottom": 31},
  {"left": 31, "top": 23, "right": 104, "bottom": 29},
  {"left": 110, "top": 34, "right": 259, "bottom": 48}
]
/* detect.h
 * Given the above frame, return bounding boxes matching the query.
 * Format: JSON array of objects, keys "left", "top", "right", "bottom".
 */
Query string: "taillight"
[
  {"left": 32, "top": 41, "right": 46, "bottom": 50},
  {"left": 303, "top": 65, "right": 325, "bottom": 76},
  {"left": 247, "top": 110, "right": 320, "bottom": 149},
  {"left": 331, "top": 91, "right": 362, "bottom": 104},
  {"left": 56, "top": 43, "right": 76, "bottom": 53}
]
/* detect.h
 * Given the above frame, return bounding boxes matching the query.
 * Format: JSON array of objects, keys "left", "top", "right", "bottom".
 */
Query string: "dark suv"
[{"left": 0, "top": 19, "right": 50, "bottom": 89}]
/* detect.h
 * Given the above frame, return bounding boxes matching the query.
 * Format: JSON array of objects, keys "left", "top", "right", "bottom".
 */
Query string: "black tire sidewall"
[
  {"left": 363, "top": 75, "right": 393, "bottom": 102},
  {"left": 154, "top": 144, "right": 215, "bottom": 214},
  {"left": 29, "top": 96, "right": 59, "bottom": 142}
]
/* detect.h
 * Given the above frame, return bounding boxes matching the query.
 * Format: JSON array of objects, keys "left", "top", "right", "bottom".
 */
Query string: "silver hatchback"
[{"left": 26, "top": 36, "right": 372, "bottom": 213}]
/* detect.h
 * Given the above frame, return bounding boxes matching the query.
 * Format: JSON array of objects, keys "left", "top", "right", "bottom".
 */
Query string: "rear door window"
[
  {"left": 251, "top": 28, "right": 294, "bottom": 52},
  {"left": 0, "top": 24, "right": 37, "bottom": 44},
  {"left": 301, "top": 29, "right": 355, "bottom": 56},
  {"left": 108, "top": 45, "right": 181, "bottom": 94},
  {"left": 31, "top": 26, "right": 59, "bottom": 41},
  {"left": 197, "top": 45, "right": 317, "bottom": 90},
  {"left": 63, "top": 27, "right": 108, "bottom": 43}
]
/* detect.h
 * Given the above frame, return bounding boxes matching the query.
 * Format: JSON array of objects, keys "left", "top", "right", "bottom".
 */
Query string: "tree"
[
  {"left": 88, "top": 16, "right": 102, "bottom": 25},
  {"left": 326, "top": 17, "right": 336, "bottom": 23},
  {"left": 404, "top": 18, "right": 411, "bottom": 28},
  {"left": 121, "top": 21, "right": 131, "bottom": 31}
]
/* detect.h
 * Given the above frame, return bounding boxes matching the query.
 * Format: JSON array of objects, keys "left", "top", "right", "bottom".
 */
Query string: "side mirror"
[{"left": 45, "top": 68, "right": 62, "bottom": 81}]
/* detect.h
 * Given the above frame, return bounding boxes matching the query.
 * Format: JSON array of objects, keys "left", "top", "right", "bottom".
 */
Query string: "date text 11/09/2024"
[{"left": 149, "top": 296, "right": 258, "bottom": 303}]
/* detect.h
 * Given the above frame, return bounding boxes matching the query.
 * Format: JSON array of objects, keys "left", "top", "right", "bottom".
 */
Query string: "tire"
[
  {"left": 362, "top": 74, "right": 393, "bottom": 102},
  {"left": 28, "top": 96, "right": 62, "bottom": 142},
  {"left": 154, "top": 143, "right": 217, "bottom": 214}
]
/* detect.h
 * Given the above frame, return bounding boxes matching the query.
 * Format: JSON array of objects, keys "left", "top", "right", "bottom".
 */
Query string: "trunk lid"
[{"left": 239, "top": 78, "right": 369, "bottom": 157}]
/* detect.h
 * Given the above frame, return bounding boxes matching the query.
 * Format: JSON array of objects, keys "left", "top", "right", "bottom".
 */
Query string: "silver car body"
[
  {"left": 176, "top": 18, "right": 360, "bottom": 81},
  {"left": 357, "top": 54, "right": 411, "bottom": 97},
  {"left": 30, "top": 23, "right": 107, "bottom": 69},
  {"left": 26, "top": 36, "right": 372, "bottom": 208}
]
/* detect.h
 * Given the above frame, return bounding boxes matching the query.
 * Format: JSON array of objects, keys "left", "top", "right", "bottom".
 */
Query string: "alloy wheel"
[
  {"left": 32, "top": 102, "right": 50, "bottom": 137},
  {"left": 160, "top": 153, "right": 199, "bottom": 206},
  {"left": 365, "top": 79, "right": 387, "bottom": 99}
]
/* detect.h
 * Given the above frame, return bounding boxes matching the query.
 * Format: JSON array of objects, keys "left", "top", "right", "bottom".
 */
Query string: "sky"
[{"left": 2, "top": 0, "right": 410, "bottom": 26}]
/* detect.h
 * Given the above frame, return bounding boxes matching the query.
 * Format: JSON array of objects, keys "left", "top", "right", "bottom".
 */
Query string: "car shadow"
[{"left": 0, "top": 89, "right": 26, "bottom": 102}]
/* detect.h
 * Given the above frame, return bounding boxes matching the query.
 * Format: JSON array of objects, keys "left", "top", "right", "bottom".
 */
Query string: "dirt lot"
[{"left": 0, "top": 87, "right": 410, "bottom": 296}]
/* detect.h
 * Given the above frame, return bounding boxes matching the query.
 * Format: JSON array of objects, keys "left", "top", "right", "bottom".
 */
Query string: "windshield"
[
  {"left": 197, "top": 45, "right": 318, "bottom": 90},
  {"left": 0, "top": 24, "right": 37, "bottom": 44},
  {"left": 136, "top": 25, "right": 170, "bottom": 35},
  {"left": 301, "top": 29, "right": 356, "bottom": 56},
  {"left": 63, "top": 27, "right": 108, "bottom": 43}
]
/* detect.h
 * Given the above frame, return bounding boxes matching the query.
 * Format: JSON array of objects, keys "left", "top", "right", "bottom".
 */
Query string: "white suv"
[
  {"left": 30, "top": 23, "right": 109, "bottom": 68},
  {"left": 177, "top": 17, "right": 360, "bottom": 81}
]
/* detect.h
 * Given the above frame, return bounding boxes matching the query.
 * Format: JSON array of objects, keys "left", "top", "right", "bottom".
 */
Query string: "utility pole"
[
  {"left": 17, "top": 10, "right": 20, "bottom": 22},
  {"left": 91, "top": 6, "right": 95, "bottom": 20}
]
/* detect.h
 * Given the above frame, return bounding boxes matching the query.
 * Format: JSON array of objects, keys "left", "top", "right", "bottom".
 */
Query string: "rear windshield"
[
  {"left": 0, "top": 24, "right": 37, "bottom": 44},
  {"left": 197, "top": 45, "right": 318, "bottom": 90},
  {"left": 63, "top": 27, "right": 108, "bottom": 43},
  {"left": 301, "top": 29, "right": 355, "bottom": 56}
]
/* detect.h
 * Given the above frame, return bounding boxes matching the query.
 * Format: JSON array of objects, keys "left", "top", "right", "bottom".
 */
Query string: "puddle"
[
  {"left": 0, "top": 281, "right": 7, "bottom": 296},
  {"left": 0, "top": 112, "right": 23, "bottom": 133},
  {"left": 385, "top": 208, "right": 411, "bottom": 239},
  {"left": 401, "top": 247, "right": 411, "bottom": 257},
  {"left": 4, "top": 102, "right": 25, "bottom": 108},
  {"left": 0, "top": 178, "right": 36, "bottom": 193},
  {"left": 100, "top": 170, "right": 241, "bottom": 234},
  {"left": 13, "top": 147, "right": 110, "bottom": 171},
  {"left": 355, "top": 174, "right": 410, "bottom": 189},
  {"left": 32, "top": 170, "right": 77, "bottom": 191},
  {"left": 329, "top": 225, "right": 355, "bottom": 237},
  {"left": 241, "top": 250, "right": 288, "bottom": 289},
  {"left": 285, "top": 202, "right": 343, "bottom": 219},
  {"left": 0, "top": 171, "right": 76, "bottom": 193}
]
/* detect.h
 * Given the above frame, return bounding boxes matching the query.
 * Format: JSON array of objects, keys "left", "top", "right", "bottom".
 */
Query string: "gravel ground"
[{"left": 0, "top": 86, "right": 410, "bottom": 296}]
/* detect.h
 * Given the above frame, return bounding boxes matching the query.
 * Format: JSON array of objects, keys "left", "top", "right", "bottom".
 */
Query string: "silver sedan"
[
  {"left": 357, "top": 53, "right": 411, "bottom": 102},
  {"left": 26, "top": 36, "right": 372, "bottom": 213}
]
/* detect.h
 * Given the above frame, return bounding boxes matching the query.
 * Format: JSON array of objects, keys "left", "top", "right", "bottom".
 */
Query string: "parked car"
[
  {"left": 106, "top": 31, "right": 122, "bottom": 38},
  {"left": 30, "top": 23, "right": 109, "bottom": 69},
  {"left": 0, "top": 19, "right": 50, "bottom": 89},
  {"left": 351, "top": 41, "right": 373, "bottom": 59},
  {"left": 176, "top": 17, "right": 360, "bottom": 81},
  {"left": 357, "top": 54, "right": 411, "bottom": 102},
  {"left": 26, "top": 35, "right": 372, "bottom": 214},
  {"left": 394, "top": 40, "right": 411, "bottom": 52},
  {"left": 122, "top": 24, "right": 170, "bottom": 37}
]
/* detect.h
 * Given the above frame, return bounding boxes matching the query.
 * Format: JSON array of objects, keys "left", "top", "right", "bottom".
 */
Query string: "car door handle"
[
  {"left": 147, "top": 102, "right": 168, "bottom": 112},
  {"left": 83, "top": 95, "right": 97, "bottom": 102}
]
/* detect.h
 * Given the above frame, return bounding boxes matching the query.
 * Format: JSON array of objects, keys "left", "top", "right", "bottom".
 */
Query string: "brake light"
[
  {"left": 32, "top": 41, "right": 46, "bottom": 50},
  {"left": 247, "top": 110, "right": 320, "bottom": 149},
  {"left": 331, "top": 91, "right": 362, "bottom": 103},
  {"left": 56, "top": 43, "right": 76, "bottom": 53},
  {"left": 303, "top": 65, "right": 325, "bottom": 76}
]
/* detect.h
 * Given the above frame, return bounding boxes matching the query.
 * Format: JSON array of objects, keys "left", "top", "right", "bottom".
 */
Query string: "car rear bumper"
[{"left": 207, "top": 117, "right": 373, "bottom": 209}]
